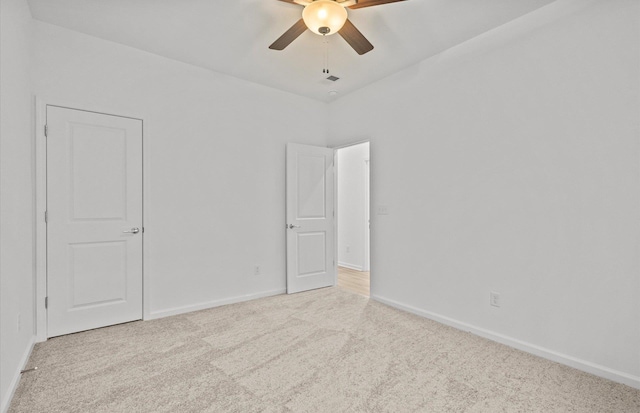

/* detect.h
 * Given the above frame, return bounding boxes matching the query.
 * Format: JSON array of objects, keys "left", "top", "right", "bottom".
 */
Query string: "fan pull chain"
[
  {"left": 322, "top": 35, "right": 330, "bottom": 74},
  {"left": 326, "top": 36, "right": 330, "bottom": 74}
]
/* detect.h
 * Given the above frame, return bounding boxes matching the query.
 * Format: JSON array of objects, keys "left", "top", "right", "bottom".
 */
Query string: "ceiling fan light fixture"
[{"left": 302, "top": 0, "right": 347, "bottom": 36}]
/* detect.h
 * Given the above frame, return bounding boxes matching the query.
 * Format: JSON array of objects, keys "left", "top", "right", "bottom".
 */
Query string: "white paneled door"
[
  {"left": 286, "top": 143, "right": 335, "bottom": 293},
  {"left": 46, "top": 106, "right": 143, "bottom": 338}
]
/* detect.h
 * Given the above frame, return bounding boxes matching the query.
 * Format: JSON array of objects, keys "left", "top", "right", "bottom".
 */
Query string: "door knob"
[
  {"left": 123, "top": 228, "right": 140, "bottom": 234},
  {"left": 287, "top": 224, "right": 301, "bottom": 229}
]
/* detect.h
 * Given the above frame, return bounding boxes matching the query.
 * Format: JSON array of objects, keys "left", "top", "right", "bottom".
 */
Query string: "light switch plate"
[{"left": 377, "top": 205, "right": 390, "bottom": 215}]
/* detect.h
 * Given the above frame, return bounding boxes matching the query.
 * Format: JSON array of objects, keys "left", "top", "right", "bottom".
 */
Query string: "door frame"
[
  {"left": 363, "top": 158, "right": 370, "bottom": 272},
  {"left": 331, "top": 139, "right": 371, "bottom": 288},
  {"left": 34, "top": 97, "right": 151, "bottom": 342}
]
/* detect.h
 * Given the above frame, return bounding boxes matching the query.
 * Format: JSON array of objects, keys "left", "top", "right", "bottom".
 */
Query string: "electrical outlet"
[
  {"left": 254, "top": 265, "right": 260, "bottom": 276},
  {"left": 17, "top": 314, "right": 21, "bottom": 332},
  {"left": 346, "top": 246, "right": 350, "bottom": 253},
  {"left": 490, "top": 292, "right": 501, "bottom": 308}
]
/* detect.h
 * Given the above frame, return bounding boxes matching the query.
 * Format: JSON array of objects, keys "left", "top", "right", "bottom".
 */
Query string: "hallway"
[{"left": 337, "top": 266, "right": 370, "bottom": 297}]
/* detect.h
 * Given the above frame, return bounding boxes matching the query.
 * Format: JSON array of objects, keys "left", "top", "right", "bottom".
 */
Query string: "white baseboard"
[
  {"left": 337, "top": 261, "right": 363, "bottom": 271},
  {"left": 147, "top": 288, "right": 286, "bottom": 320},
  {"left": 1, "top": 336, "right": 36, "bottom": 413},
  {"left": 372, "top": 294, "right": 640, "bottom": 390}
]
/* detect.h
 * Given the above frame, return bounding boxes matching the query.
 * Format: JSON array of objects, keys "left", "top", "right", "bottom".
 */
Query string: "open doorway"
[{"left": 335, "top": 142, "right": 370, "bottom": 297}]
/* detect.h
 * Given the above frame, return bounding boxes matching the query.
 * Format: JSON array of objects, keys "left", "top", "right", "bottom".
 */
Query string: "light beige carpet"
[{"left": 9, "top": 288, "right": 640, "bottom": 412}]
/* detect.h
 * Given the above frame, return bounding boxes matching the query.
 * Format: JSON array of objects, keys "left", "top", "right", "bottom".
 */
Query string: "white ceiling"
[{"left": 27, "top": 0, "right": 555, "bottom": 102}]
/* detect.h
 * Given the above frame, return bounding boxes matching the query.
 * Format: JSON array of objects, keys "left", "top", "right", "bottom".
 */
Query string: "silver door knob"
[
  {"left": 287, "top": 224, "right": 301, "bottom": 229},
  {"left": 123, "top": 228, "right": 140, "bottom": 234}
]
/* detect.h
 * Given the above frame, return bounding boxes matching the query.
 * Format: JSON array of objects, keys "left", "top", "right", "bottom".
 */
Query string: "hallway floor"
[{"left": 337, "top": 266, "right": 370, "bottom": 297}]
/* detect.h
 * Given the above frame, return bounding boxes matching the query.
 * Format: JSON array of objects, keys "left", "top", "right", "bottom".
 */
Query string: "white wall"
[
  {"left": 327, "top": 0, "right": 640, "bottom": 386},
  {"left": 0, "top": 0, "right": 35, "bottom": 409},
  {"left": 337, "top": 142, "right": 369, "bottom": 270},
  {"left": 31, "top": 21, "right": 328, "bottom": 318}
]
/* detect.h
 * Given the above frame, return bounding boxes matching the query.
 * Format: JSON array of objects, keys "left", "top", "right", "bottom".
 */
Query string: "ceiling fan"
[{"left": 269, "top": 0, "right": 407, "bottom": 55}]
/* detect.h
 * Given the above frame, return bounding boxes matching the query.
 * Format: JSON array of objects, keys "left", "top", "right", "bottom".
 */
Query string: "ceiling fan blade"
[
  {"left": 338, "top": 19, "right": 374, "bottom": 55},
  {"left": 347, "top": 0, "right": 407, "bottom": 9},
  {"left": 269, "top": 19, "right": 308, "bottom": 51}
]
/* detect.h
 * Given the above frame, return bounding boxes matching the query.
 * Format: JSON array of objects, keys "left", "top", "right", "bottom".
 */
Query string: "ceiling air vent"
[{"left": 326, "top": 75, "right": 340, "bottom": 82}]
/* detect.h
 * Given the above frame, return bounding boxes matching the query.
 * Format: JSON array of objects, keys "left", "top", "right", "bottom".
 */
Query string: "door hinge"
[
  {"left": 45, "top": 297, "right": 48, "bottom": 309},
  {"left": 44, "top": 124, "right": 48, "bottom": 137},
  {"left": 44, "top": 210, "right": 48, "bottom": 223}
]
